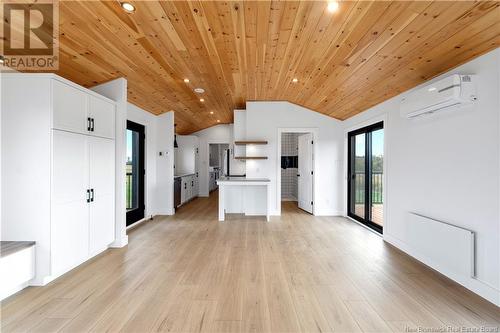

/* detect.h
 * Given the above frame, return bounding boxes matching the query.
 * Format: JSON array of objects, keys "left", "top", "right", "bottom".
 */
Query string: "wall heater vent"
[{"left": 405, "top": 213, "right": 475, "bottom": 278}]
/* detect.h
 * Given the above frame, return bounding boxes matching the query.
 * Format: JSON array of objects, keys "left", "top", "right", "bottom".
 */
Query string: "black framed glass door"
[
  {"left": 348, "top": 122, "right": 384, "bottom": 233},
  {"left": 126, "top": 120, "right": 145, "bottom": 226}
]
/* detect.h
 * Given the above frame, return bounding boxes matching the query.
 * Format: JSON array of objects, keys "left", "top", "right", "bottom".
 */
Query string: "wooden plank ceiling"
[{"left": 51, "top": 1, "right": 499, "bottom": 134}]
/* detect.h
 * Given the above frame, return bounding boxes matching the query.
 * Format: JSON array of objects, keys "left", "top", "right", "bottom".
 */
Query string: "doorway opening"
[
  {"left": 126, "top": 120, "right": 145, "bottom": 226},
  {"left": 347, "top": 122, "right": 384, "bottom": 233},
  {"left": 208, "top": 143, "right": 229, "bottom": 193},
  {"left": 280, "top": 132, "right": 314, "bottom": 214}
]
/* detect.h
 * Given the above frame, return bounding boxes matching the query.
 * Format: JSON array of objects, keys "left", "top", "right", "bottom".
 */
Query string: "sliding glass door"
[{"left": 348, "top": 122, "right": 384, "bottom": 233}]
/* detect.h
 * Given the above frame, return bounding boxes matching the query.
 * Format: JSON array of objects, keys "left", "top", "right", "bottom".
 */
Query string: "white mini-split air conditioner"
[{"left": 400, "top": 74, "right": 477, "bottom": 119}]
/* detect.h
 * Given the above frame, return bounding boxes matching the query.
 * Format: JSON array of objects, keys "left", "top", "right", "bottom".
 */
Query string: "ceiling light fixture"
[
  {"left": 120, "top": 2, "right": 135, "bottom": 13},
  {"left": 217, "top": 120, "right": 220, "bottom": 123},
  {"left": 292, "top": 78, "right": 298, "bottom": 83},
  {"left": 327, "top": 1, "right": 339, "bottom": 12},
  {"left": 183, "top": 78, "right": 189, "bottom": 83},
  {"left": 194, "top": 88, "right": 205, "bottom": 94},
  {"left": 210, "top": 111, "right": 214, "bottom": 115},
  {"left": 200, "top": 98, "right": 205, "bottom": 102}
]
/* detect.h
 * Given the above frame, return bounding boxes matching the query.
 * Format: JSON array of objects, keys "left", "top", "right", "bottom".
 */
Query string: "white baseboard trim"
[
  {"left": 110, "top": 235, "right": 128, "bottom": 248},
  {"left": 384, "top": 233, "right": 500, "bottom": 307},
  {"left": 126, "top": 215, "right": 153, "bottom": 231},
  {"left": 1, "top": 280, "right": 32, "bottom": 301}
]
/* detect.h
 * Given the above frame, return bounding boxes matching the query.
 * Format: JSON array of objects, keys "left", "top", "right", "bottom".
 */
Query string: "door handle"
[
  {"left": 86, "top": 189, "right": 91, "bottom": 203},
  {"left": 90, "top": 189, "right": 94, "bottom": 202},
  {"left": 297, "top": 174, "right": 300, "bottom": 177},
  {"left": 87, "top": 117, "right": 91, "bottom": 131}
]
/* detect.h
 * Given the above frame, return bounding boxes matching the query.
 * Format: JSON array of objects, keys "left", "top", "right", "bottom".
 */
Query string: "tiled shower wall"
[{"left": 281, "top": 133, "right": 299, "bottom": 200}]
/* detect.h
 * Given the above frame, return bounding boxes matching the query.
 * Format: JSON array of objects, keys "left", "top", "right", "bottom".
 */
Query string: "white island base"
[{"left": 217, "top": 177, "right": 271, "bottom": 222}]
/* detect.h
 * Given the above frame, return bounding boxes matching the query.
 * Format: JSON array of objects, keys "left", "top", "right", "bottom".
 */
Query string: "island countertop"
[{"left": 217, "top": 177, "right": 270, "bottom": 183}]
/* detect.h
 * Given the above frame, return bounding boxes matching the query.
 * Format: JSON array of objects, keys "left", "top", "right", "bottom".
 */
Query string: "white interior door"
[
  {"left": 51, "top": 130, "right": 89, "bottom": 276},
  {"left": 298, "top": 133, "right": 313, "bottom": 214},
  {"left": 88, "top": 136, "right": 115, "bottom": 255}
]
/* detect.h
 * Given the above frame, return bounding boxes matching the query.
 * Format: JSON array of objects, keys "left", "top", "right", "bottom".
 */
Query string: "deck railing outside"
[
  {"left": 354, "top": 171, "right": 383, "bottom": 204},
  {"left": 126, "top": 172, "right": 133, "bottom": 210}
]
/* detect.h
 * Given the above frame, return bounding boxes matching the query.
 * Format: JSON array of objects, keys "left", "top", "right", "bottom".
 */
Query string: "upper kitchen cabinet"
[
  {"left": 53, "top": 80, "right": 88, "bottom": 135},
  {"left": 88, "top": 95, "right": 115, "bottom": 139},
  {"left": 52, "top": 79, "right": 115, "bottom": 139}
]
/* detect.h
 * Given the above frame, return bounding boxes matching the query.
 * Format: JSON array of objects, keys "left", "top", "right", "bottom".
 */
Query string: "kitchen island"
[{"left": 217, "top": 177, "right": 271, "bottom": 222}]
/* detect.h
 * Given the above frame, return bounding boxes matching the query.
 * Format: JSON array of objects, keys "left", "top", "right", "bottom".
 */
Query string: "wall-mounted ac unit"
[{"left": 401, "top": 74, "right": 477, "bottom": 119}]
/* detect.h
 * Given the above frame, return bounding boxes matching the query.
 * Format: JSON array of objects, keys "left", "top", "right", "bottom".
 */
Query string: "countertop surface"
[
  {"left": 0, "top": 241, "right": 35, "bottom": 258},
  {"left": 174, "top": 173, "right": 195, "bottom": 178},
  {"left": 217, "top": 177, "right": 270, "bottom": 183}
]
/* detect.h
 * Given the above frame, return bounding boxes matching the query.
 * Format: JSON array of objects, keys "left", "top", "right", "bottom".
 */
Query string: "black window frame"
[
  {"left": 126, "top": 120, "right": 146, "bottom": 226},
  {"left": 347, "top": 121, "right": 384, "bottom": 234}
]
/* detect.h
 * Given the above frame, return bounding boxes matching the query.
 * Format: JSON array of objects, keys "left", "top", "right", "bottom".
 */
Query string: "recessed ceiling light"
[
  {"left": 183, "top": 78, "right": 189, "bottom": 83},
  {"left": 200, "top": 98, "right": 205, "bottom": 102},
  {"left": 210, "top": 111, "right": 214, "bottom": 114},
  {"left": 327, "top": 1, "right": 339, "bottom": 12},
  {"left": 292, "top": 78, "right": 298, "bottom": 83},
  {"left": 217, "top": 120, "right": 220, "bottom": 123},
  {"left": 120, "top": 2, "right": 135, "bottom": 13},
  {"left": 194, "top": 88, "right": 205, "bottom": 94}
]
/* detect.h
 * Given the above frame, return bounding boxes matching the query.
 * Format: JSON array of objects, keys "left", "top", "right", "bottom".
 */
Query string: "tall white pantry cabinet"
[{"left": 1, "top": 74, "right": 116, "bottom": 285}]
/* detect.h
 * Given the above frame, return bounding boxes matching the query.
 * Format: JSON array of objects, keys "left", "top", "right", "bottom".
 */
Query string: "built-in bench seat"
[{"left": 0, "top": 241, "right": 36, "bottom": 300}]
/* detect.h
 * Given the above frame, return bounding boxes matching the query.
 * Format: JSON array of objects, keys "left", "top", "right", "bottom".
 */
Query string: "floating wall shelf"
[
  {"left": 234, "top": 156, "right": 268, "bottom": 160},
  {"left": 234, "top": 141, "right": 268, "bottom": 145}
]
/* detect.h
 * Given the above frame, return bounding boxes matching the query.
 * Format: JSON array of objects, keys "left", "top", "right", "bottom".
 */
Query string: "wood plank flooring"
[{"left": 1, "top": 193, "right": 499, "bottom": 332}]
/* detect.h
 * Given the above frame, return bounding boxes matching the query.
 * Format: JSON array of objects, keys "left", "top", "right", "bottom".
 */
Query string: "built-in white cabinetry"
[
  {"left": 53, "top": 79, "right": 115, "bottom": 139},
  {"left": 179, "top": 174, "right": 198, "bottom": 205},
  {"left": 1, "top": 74, "right": 116, "bottom": 285}
]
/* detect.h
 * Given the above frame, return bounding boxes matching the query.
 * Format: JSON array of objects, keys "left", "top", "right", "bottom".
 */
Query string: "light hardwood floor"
[{"left": 1, "top": 193, "right": 499, "bottom": 332}]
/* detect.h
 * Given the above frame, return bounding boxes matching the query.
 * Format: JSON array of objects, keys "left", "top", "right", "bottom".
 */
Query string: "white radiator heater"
[{"left": 404, "top": 213, "right": 475, "bottom": 279}]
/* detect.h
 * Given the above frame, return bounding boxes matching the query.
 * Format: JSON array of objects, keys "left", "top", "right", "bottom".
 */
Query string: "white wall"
[
  {"left": 245, "top": 101, "right": 344, "bottom": 216},
  {"left": 155, "top": 112, "right": 175, "bottom": 215},
  {"left": 127, "top": 103, "right": 158, "bottom": 219},
  {"left": 342, "top": 48, "right": 500, "bottom": 306},
  {"left": 192, "top": 124, "right": 239, "bottom": 196},
  {"left": 174, "top": 135, "right": 199, "bottom": 175}
]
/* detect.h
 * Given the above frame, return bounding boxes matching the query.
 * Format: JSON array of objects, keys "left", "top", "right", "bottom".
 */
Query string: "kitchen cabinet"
[
  {"left": 53, "top": 79, "right": 115, "bottom": 139},
  {"left": 2, "top": 73, "right": 116, "bottom": 285},
  {"left": 178, "top": 174, "right": 198, "bottom": 206}
]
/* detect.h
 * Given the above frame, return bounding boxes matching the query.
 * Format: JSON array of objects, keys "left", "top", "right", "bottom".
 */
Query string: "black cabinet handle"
[
  {"left": 87, "top": 117, "right": 91, "bottom": 131},
  {"left": 90, "top": 189, "right": 94, "bottom": 202},
  {"left": 86, "top": 189, "right": 90, "bottom": 203},
  {"left": 184, "top": 183, "right": 187, "bottom": 189},
  {"left": 90, "top": 118, "right": 95, "bottom": 132},
  {"left": 191, "top": 181, "right": 194, "bottom": 187}
]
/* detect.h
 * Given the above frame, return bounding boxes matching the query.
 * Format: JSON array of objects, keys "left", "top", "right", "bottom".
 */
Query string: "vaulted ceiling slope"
[{"left": 51, "top": 1, "right": 500, "bottom": 133}]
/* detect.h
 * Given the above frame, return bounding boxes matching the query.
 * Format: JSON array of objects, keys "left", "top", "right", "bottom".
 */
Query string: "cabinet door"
[
  {"left": 53, "top": 80, "right": 88, "bottom": 134},
  {"left": 181, "top": 178, "right": 187, "bottom": 203},
  {"left": 188, "top": 176, "right": 194, "bottom": 199},
  {"left": 89, "top": 95, "right": 115, "bottom": 139},
  {"left": 194, "top": 173, "right": 199, "bottom": 197},
  {"left": 51, "top": 130, "right": 89, "bottom": 277},
  {"left": 88, "top": 137, "right": 115, "bottom": 255}
]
